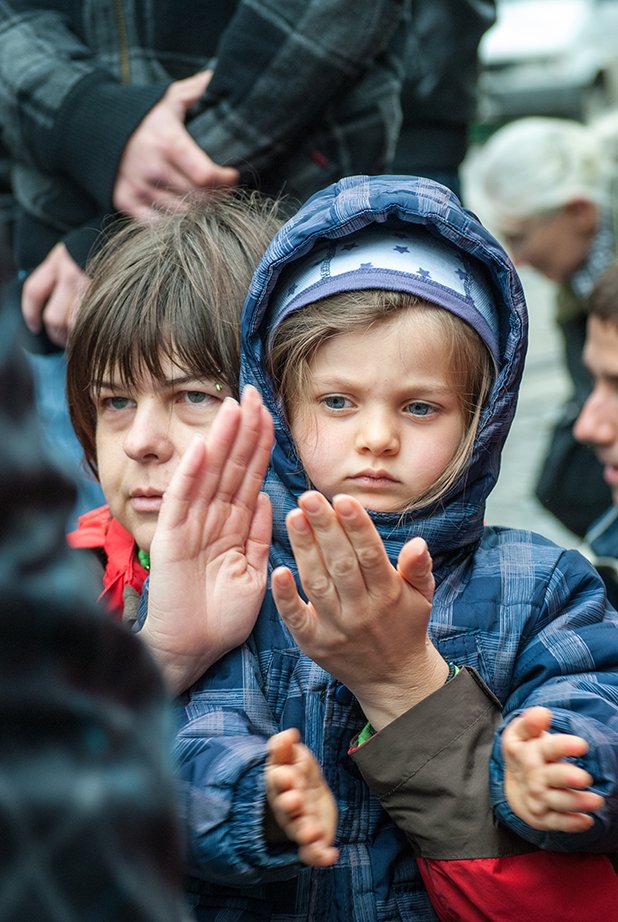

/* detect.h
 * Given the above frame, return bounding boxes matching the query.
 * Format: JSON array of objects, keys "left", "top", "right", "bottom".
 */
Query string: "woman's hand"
[{"left": 144, "top": 386, "right": 273, "bottom": 693}]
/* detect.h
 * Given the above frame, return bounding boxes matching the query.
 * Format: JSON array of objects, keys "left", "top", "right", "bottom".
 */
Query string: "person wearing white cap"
[{"left": 464, "top": 116, "right": 617, "bottom": 536}]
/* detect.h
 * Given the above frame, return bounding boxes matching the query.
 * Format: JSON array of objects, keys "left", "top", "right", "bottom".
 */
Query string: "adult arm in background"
[
  {"left": 167, "top": 0, "right": 404, "bottom": 190},
  {"left": 0, "top": 3, "right": 236, "bottom": 226},
  {"left": 0, "top": 1, "right": 172, "bottom": 209},
  {"left": 0, "top": 3, "right": 236, "bottom": 340},
  {"left": 0, "top": 0, "right": 404, "bottom": 337},
  {"left": 116, "top": 0, "right": 407, "bottom": 216},
  {"left": 0, "top": 0, "right": 405, "bottom": 218},
  {"left": 21, "top": 241, "right": 88, "bottom": 346}
]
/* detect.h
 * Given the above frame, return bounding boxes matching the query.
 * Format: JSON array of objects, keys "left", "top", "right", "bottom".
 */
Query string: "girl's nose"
[
  {"left": 355, "top": 409, "right": 399, "bottom": 456},
  {"left": 123, "top": 402, "right": 173, "bottom": 462}
]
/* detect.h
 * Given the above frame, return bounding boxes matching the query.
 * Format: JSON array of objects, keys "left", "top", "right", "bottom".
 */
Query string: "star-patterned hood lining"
[{"left": 266, "top": 223, "right": 500, "bottom": 364}]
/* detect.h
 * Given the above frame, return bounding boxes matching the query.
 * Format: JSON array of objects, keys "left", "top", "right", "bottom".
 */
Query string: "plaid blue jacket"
[{"left": 167, "top": 177, "right": 618, "bottom": 920}]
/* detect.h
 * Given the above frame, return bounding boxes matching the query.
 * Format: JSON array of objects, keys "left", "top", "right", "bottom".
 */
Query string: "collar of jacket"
[{"left": 67, "top": 504, "right": 148, "bottom": 618}]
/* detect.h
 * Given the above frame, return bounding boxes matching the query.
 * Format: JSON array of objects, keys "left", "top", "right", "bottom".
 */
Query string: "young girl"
[{"left": 153, "top": 175, "right": 618, "bottom": 920}]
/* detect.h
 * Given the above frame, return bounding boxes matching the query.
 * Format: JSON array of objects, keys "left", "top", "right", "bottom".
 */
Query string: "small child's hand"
[
  {"left": 265, "top": 728, "right": 339, "bottom": 868},
  {"left": 272, "top": 492, "right": 447, "bottom": 732},
  {"left": 502, "top": 706, "right": 605, "bottom": 832}
]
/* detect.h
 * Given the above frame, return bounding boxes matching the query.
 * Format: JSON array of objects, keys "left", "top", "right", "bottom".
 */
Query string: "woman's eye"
[
  {"left": 322, "top": 395, "right": 351, "bottom": 410},
  {"left": 103, "top": 395, "right": 133, "bottom": 411},
  {"left": 186, "top": 391, "right": 208, "bottom": 404},
  {"left": 183, "top": 390, "right": 220, "bottom": 405},
  {"left": 406, "top": 401, "right": 435, "bottom": 417}
]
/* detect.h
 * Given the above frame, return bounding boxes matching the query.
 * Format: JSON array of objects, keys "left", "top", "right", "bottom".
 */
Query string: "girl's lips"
[{"left": 349, "top": 473, "right": 398, "bottom": 488}]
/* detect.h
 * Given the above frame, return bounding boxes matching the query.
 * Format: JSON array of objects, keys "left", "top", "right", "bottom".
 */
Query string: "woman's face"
[{"left": 94, "top": 356, "right": 231, "bottom": 551}]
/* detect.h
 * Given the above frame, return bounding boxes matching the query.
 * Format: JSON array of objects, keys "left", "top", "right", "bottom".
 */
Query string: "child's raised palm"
[
  {"left": 271, "top": 491, "right": 448, "bottom": 730},
  {"left": 144, "top": 387, "right": 273, "bottom": 693}
]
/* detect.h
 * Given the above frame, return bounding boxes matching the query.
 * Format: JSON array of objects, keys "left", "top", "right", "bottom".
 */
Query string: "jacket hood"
[{"left": 240, "top": 174, "right": 528, "bottom": 573}]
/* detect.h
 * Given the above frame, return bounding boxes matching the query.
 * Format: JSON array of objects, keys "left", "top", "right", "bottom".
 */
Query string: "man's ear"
[{"left": 564, "top": 197, "right": 599, "bottom": 233}]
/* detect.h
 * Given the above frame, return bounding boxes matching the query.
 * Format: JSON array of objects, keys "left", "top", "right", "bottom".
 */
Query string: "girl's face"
[
  {"left": 94, "top": 355, "right": 231, "bottom": 551},
  {"left": 289, "top": 312, "right": 467, "bottom": 513}
]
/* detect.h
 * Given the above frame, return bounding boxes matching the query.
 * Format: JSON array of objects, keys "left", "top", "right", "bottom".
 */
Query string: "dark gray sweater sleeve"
[{"left": 0, "top": 3, "right": 166, "bottom": 210}]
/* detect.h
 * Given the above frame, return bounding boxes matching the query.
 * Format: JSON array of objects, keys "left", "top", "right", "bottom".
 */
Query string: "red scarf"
[{"left": 67, "top": 504, "right": 149, "bottom": 619}]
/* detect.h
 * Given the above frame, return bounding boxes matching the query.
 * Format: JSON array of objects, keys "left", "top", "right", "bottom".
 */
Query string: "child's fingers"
[
  {"left": 296, "top": 830, "right": 340, "bottom": 868},
  {"left": 329, "top": 494, "right": 396, "bottom": 589},
  {"left": 289, "top": 805, "right": 339, "bottom": 868},
  {"left": 530, "top": 810, "right": 596, "bottom": 834},
  {"left": 296, "top": 492, "right": 365, "bottom": 599},
  {"left": 540, "top": 758, "right": 594, "bottom": 791},
  {"left": 298, "top": 843, "right": 340, "bottom": 868},
  {"left": 504, "top": 707, "right": 553, "bottom": 747},
  {"left": 544, "top": 732, "right": 589, "bottom": 761},
  {"left": 397, "top": 536, "right": 435, "bottom": 605},
  {"left": 519, "top": 706, "right": 554, "bottom": 738},
  {"left": 511, "top": 729, "right": 590, "bottom": 769},
  {"left": 267, "top": 728, "right": 301, "bottom": 766},
  {"left": 269, "top": 786, "right": 305, "bottom": 819},
  {"left": 283, "top": 507, "right": 342, "bottom": 614},
  {"left": 271, "top": 566, "right": 314, "bottom": 637},
  {"left": 539, "top": 783, "right": 604, "bottom": 816},
  {"left": 512, "top": 785, "right": 599, "bottom": 832}
]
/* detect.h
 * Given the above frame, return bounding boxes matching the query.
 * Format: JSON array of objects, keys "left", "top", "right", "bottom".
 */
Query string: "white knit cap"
[{"left": 463, "top": 117, "right": 613, "bottom": 233}]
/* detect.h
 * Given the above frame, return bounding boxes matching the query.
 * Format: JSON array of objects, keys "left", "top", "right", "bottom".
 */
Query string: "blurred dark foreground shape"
[{"left": 0, "top": 227, "right": 185, "bottom": 921}]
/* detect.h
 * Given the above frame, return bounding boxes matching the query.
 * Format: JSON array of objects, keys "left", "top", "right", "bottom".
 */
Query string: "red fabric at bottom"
[{"left": 419, "top": 851, "right": 618, "bottom": 922}]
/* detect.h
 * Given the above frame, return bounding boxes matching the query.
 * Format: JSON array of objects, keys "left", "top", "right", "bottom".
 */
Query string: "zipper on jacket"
[{"left": 112, "top": 0, "right": 130, "bottom": 84}]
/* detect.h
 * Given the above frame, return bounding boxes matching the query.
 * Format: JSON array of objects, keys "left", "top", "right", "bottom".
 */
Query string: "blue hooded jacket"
[{"left": 173, "top": 176, "right": 618, "bottom": 921}]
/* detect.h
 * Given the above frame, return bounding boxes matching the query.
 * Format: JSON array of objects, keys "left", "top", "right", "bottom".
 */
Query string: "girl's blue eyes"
[
  {"left": 321, "top": 396, "right": 435, "bottom": 416},
  {"left": 406, "top": 401, "right": 433, "bottom": 417},
  {"left": 323, "top": 395, "right": 350, "bottom": 410}
]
